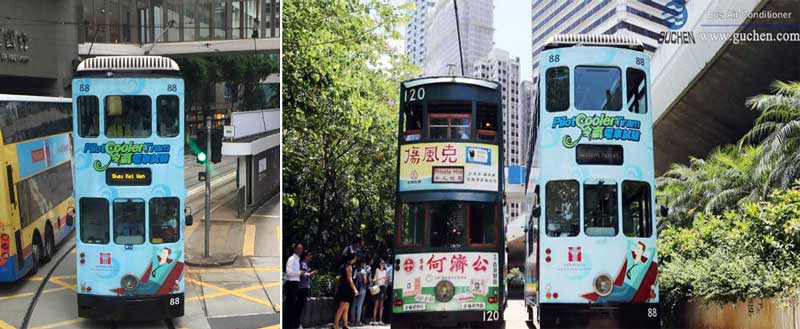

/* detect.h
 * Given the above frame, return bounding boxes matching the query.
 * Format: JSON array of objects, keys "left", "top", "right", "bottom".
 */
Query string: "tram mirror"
[
  {"left": 66, "top": 214, "right": 74, "bottom": 226},
  {"left": 532, "top": 205, "right": 541, "bottom": 218},
  {"left": 659, "top": 205, "right": 669, "bottom": 217},
  {"left": 186, "top": 214, "right": 193, "bottom": 226}
]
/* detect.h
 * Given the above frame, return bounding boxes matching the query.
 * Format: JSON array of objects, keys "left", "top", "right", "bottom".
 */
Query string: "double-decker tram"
[
  {"left": 0, "top": 95, "right": 75, "bottom": 281},
  {"left": 72, "top": 56, "right": 191, "bottom": 321},
  {"left": 393, "top": 77, "right": 505, "bottom": 328},
  {"left": 524, "top": 35, "right": 660, "bottom": 328}
]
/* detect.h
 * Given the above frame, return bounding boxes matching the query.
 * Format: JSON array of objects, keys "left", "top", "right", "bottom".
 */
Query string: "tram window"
[
  {"left": 468, "top": 202, "right": 496, "bottom": 246},
  {"left": 157, "top": 95, "right": 180, "bottom": 137},
  {"left": 428, "top": 114, "right": 471, "bottom": 140},
  {"left": 403, "top": 102, "right": 422, "bottom": 142},
  {"left": 574, "top": 66, "right": 622, "bottom": 111},
  {"left": 430, "top": 203, "right": 465, "bottom": 248},
  {"left": 80, "top": 198, "right": 109, "bottom": 244},
  {"left": 545, "top": 67, "right": 569, "bottom": 112},
  {"left": 622, "top": 181, "right": 653, "bottom": 238},
  {"left": 149, "top": 197, "right": 180, "bottom": 244},
  {"left": 545, "top": 180, "right": 579, "bottom": 237},
  {"left": 584, "top": 181, "right": 619, "bottom": 237},
  {"left": 399, "top": 203, "right": 425, "bottom": 246},
  {"left": 626, "top": 68, "right": 647, "bottom": 114},
  {"left": 476, "top": 102, "right": 497, "bottom": 142},
  {"left": 105, "top": 96, "right": 152, "bottom": 137},
  {"left": 113, "top": 199, "right": 145, "bottom": 245},
  {"left": 77, "top": 96, "right": 99, "bottom": 137}
]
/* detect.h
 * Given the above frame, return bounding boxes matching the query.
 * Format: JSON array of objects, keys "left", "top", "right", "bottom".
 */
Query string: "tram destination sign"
[
  {"left": 432, "top": 167, "right": 464, "bottom": 183},
  {"left": 400, "top": 142, "right": 498, "bottom": 192},
  {"left": 106, "top": 168, "right": 152, "bottom": 186},
  {"left": 575, "top": 144, "right": 624, "bottom": 165}
]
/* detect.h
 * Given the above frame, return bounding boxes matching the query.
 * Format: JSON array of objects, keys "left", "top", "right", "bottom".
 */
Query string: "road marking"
[
  {"left": 250, "top": 214, "right": 280, "bottom": 218},
  {"left": 185, "top": 282, "right": 279, "bottom": 303},
  {"left": 30, "top": 318, "right": 84, "bottom": 329},
  {"left": 187, "top": 171, "right": 236, "bottom": 197},
  {"left": 185, "top": 278, "right": 274, "bottom": 307},
  {"left": 47, "top": 278, "right": 77, "bottom": 291},
  {"left": 29, "top": 275, "right": 76, "bottom": 282},
  {"left": 243, "top": 224, "right": 256, "bottom": 256},
  {"left": 0, "top": 320, "right": 15, "bottom": 329},
  {"left": 258, "top": 325, "right": 280, "bottom": 329},
  {"left": 0, "top": 287, "right": 70, "bottom": 301},
  {"left": 276, "top": 225, "right": 280, "bottom": 252},
  {"left": 186, "top": 266, "right": 280, "bottom": 274}
]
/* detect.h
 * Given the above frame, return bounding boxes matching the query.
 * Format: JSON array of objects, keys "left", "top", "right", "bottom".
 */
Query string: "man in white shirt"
[{"left": 284, "top": 243, "right": 303, "bottom": 329}]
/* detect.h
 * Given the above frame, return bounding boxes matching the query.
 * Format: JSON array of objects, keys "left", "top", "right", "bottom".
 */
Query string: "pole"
[
  {"left": 204, "top": 117, "right": 212, "bottom": 257},
  {"left": 453, "top": 0, "right": 465, "bottom": 76}
]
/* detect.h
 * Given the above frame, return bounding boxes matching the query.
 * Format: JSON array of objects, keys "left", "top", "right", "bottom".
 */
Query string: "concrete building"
[
  {"left": 473, "top": 48, "right": 523, "bottom": 221},
  {"left": 424, "top": 0, "right": 493, "bottom": 76},
  {"left": 0, "top": 0, "right": 80, "bottom": 97},
  {"left": 530, "top": 0, "right": 667, "bottom": 82},
  {"left": 405, "top": 0, "right": 434, "bottom": 68},
  {"left": 519, "top": 79, "right": 533, "bottom": 165}
]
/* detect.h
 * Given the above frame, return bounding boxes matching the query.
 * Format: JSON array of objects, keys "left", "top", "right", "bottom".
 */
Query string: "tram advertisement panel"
[
  {"left": 399, "top": 142, "right": 499, "bottom": 192},
  {"left": 393, "top": 252, "right": 500, "bottom": 313}
]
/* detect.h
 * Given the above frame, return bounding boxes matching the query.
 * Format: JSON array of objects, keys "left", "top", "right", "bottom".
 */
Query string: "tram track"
[{"left": 21, "top": 243, "right": 75, "bottom": 329}]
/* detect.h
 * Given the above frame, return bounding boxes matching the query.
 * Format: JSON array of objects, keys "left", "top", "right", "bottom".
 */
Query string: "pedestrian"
[
  {"left": 350, "top": 257, "right": 369, "bottom": 326},
  {"left": 341, "top": 235, "right": 364, "bottom": 263},
  {"left": 284, "top": 242, "right": 304, "bottom": 329},
  {"left": 297, "top": 251, "right": 317, "bottom": 329},
  {"left": 383, "top": 251, "right": 394, "bottom": 324},
  {"left": 371, "top": 259, "right": 388, "bottom": 325},
  {"left": 333, "top": 252, "right": 358, "bottom": 329}
]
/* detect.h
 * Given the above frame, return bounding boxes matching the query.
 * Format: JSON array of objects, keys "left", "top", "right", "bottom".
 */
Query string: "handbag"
[{"left": 369, "top": 284, "right": 380, "bottom": 296}]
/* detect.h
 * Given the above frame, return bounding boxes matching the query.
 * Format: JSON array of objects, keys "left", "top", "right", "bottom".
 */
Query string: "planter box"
[{"left": 300, "top": 297, "right": 337, "bottom": 328}]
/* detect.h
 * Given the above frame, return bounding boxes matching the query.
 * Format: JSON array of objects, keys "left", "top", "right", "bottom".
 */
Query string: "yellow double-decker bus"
[{"left": 0, "top": 94, "right": 75, "bottom": 281}]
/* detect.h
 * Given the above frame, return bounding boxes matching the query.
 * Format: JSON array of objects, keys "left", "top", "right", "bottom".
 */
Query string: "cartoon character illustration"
[
  {"left": 111, "top": 247, "right": 184, "bottom": 296},
  {"left": 581, "top": 241, "right": 658, "bottom": 303}
]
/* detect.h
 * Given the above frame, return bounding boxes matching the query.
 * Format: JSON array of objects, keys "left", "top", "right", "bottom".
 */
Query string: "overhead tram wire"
[{"left": 453, "top": 0, "right": 465, "bottom": 76}]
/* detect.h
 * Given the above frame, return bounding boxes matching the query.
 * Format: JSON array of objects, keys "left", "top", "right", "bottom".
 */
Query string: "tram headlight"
[
  {"left": 593, "top": 274, "right": 613, "bottom": 297},
  {"left": 121, "top": 274, "right": 139, "bottom": 291},
  {"left": 434, "top": 280, "right": 455, "bottom": 303}
]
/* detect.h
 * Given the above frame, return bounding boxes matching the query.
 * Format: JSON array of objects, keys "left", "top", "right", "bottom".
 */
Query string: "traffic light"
[
  {"left": 193, "top": 130, "right": 208, "bottom": 164},
  {"left": 210, "top": 128, "right": 222, "bottom": 164}
]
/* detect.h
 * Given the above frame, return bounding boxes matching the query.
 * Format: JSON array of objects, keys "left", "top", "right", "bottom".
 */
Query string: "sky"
[{"left": 494, "top": 0, "right": 533, "bottom": 82}]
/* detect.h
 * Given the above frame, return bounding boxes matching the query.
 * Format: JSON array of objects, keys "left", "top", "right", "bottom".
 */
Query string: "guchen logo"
[
  {"left": 568, "top": 246, "right": 582, "bottom": 263},
  {"left": 662, "top": 1, "right": 688, "bottom": 30},
  {"left": 99, "top": 252, "right": 112, "bottom": 265}
]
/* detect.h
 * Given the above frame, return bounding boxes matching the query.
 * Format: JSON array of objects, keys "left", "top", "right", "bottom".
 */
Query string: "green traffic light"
[{"left": 197, "top": 152, "right": 207, "bottom": 162}]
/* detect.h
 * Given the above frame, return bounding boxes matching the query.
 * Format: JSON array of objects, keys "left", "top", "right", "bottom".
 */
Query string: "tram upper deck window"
[
  {"left": 105, "top": 96, "right": 152, "bottom": 137},
  {"left": 545, "top": 180, "right": 579, "bottom": 237},
  {"left": 157, "top": 95, "right": 180, "bottom": 137},
  {"left": 149, "top": 197, "right": 180, "bottom": 244},
  {"left": 626, "top": 68, "right": 647, "bottom": 114},
  {"left": 546, "top": 67, "right": 569, "bottom": 112},
  {"left": 584, "top": 181, "right": 619, "bottom": 237},
  {"left": 476, "top": 102, "right": 497, "bottom": 142},
  {"left": 622, "top": 181, "right": 652, "bottom": 238},
  {"left": 427, "top": 100, "right": 471, "bottom": 140},
  {"left": 575, "top": 67, "right": 622, "bottom": 111},
  {"left": 113, "top": 198, "right": 145, "bottom": 245},
  {"left": 430, "top": 202, "right": 465, "bottom": 248},
  {"left": 468, "top": 202, "right": 496, "bottom": 246},
  {"left": 80, "top": 198, "right": 109, "bottom": 244},
  {"left": 77, "top": 96, "right": 99, "bottom": 137},
  {"left": 403, "top": 102, "right": 423, "bottom": 142},
  {"left": 399, "top": 203, "right": 425, "bottom": 247}
]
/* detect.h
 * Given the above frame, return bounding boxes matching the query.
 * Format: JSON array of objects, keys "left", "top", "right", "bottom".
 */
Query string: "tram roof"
[
  {"left": 75, "top": 56, "right": 180, "bottom": 75},
  {"left": 544, "top": 34, "right": 644, "bottom": 51},
  {"left": 0, "top": 94, "right": 71, "bottom": 103},
  {"left": 402, "top": 76, "right": 500, "bottom": 90}
]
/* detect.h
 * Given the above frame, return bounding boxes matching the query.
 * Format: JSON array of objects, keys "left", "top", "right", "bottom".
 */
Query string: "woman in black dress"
[{"left": 333, "top": 252, "right": 358, "bottom": 329}]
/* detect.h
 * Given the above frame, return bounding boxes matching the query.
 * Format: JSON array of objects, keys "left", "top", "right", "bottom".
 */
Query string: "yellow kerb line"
[
  {"left": 243, "top": 224, "right": 256, "bottom": 256},
  {"left": 258, "top": 325, "right": 281, "bottom": 329},
  {"left": 185, "top": 278, "right": 273, "bottom": 307},
  {"left": 30, "top": 318, "right": 85, "bottom": 329},
  {"left": 276, "top": 225, "right": 280, "bottom": 253},
  {"left": 0, "top": 320, "right": 16, "bottom": 329}
]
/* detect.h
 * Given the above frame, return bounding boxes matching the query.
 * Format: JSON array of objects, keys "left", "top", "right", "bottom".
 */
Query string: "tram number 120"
[
  {"left": 483, "top": 310, "right": 499, "bottom": 322},
  {"left": 404, "top": 87, "right": 425, "bottom": 102}
]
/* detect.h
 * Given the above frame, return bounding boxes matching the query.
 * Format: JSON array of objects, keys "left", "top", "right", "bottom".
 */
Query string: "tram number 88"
[
  {"left": 483, "top": 310, "right": 499, "bottom": 322},
  {"left": 647, "top": 307, "right": 657, "bottom": 318},
  {"left": 169, "top": 297, "right": 181, "bottom": 306}
]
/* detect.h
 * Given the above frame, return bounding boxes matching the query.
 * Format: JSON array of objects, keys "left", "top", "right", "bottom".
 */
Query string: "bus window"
[
  {"left": 622, "top": 181, "right": 652, "bottom": 238},
  {"left": 545, "top": 67, "right": 569, "bottom": 112},
  {"left": 18, "top": 162, "right": 73, "bottom": 228},
  {"left": 545, "top": 180, "right": 579, "bottom": 237},
  {"left": 77, "top": 96, "right": 99, "bottom": 137},
  {"left": 113, "top": 199, "right": 145, "bottom": 245},
  {"left": 476, "top": 102, "right": 497, "bottom": 142},
  {"left": 399, "top": 203, "right": 424, "bottom": 247},
  {"left": 149, "top": 197, "right": 180, "bottom": 244},
  {"left": 403, "top": 102, "right": 422, "bottom": 142},
  {"left": 574, "top": 66, "right": 622, "bottom": 111},
  {"left": 105, "top": 96, "right": 151, "bottom": 137},
  {"left": 468, "top": 202, "right": 496, "bottom": 246},
  {"left": 626, "top": 68, "right": 647, "bottom": 114},
  {"left": 430, "top": 203, "right": 465, "bottom": 248},
  {"left": 584, "top": 181, "right": 619, "bottom": 237},
  {"left": 80, "top": 198, "right": 109, "bottom": 245},
  {"left": 157, "top": 95, "right": 180, "bottom": 137}
]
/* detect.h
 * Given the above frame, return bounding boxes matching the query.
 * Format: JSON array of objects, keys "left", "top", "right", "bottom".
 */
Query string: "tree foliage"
[{"left": 282, "top": 0, "right": 419, "bottom": 271}]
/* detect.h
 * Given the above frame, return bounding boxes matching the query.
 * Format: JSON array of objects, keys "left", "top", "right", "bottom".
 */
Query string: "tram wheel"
[{"left": 42, "top": 225, "right": 54, "bottom": 263}]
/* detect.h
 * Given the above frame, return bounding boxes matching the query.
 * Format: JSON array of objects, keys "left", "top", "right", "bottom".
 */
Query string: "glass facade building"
[{"left": 80, "top": 0, "right": 280, "bottom": 44}]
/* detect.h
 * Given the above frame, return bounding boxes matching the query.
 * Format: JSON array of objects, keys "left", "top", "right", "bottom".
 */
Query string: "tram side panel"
[{"left": 73, "top": 76, "right": 186, "bottom": 320}]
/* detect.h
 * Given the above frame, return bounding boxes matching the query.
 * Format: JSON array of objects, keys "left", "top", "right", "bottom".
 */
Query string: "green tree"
[{"left": 282, "top": 0, "right": 419, "bottom": 270}]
